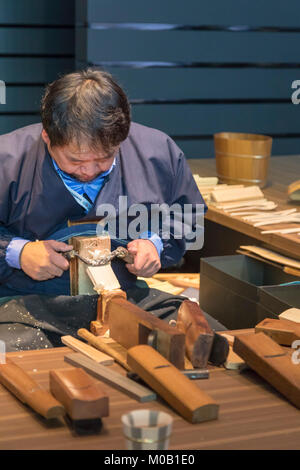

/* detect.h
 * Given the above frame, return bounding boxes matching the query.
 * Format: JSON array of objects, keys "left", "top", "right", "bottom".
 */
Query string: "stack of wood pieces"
[
  {"left": 237, "top": 245, "right": 300, "bottom": 277},
  {"left": 231, "top": 316, "right": 300, "bottom": 409}
]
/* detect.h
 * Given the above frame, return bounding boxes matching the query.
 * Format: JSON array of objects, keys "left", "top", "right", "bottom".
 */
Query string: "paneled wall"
[
  {"left": 0, "top": 0, "right": 75, "bottom": 135},
  {"left": 76, "top": 0, "right": 300, "bottom": 158}
]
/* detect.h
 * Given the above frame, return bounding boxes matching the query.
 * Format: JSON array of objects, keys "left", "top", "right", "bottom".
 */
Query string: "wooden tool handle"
[
  {"left": 78, "top": 328, "right": 131, "bottom": 371},
  {"left": 0, "top": 359, "right": 65, "bottom": 419}
]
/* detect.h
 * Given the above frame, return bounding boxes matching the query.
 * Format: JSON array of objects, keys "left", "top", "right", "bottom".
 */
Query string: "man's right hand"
[{"left": 20, "top": 240, "right": 73, "bottom": 281}]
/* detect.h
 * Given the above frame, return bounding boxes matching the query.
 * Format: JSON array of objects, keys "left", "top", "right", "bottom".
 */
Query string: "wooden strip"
[
  {"left": 77, "top": 329, "right": 130, "bottom": 371},
  {"left": 255, "top": 318, "right": 300, "bottom": 346},
  {"left": 64, "top": 352, "right": 156, "bottom": 403},
  {"left": 211, "top": 186, "right": 264, "bottom": 204},
  {"left": 239, "top": 245, "right": 300, "bottom": 270},
  {"left": 233, "top": 332, "right": 300, "bottom": 409},
  {"left": 127, "top": 345, "right": 219, "bottom": 424},
  {"left": 61, "top": 335, "right": 114, "bottom": 365}
]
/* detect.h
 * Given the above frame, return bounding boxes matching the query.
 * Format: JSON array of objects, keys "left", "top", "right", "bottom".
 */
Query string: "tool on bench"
[
  {"left": 0, "top": 359, "right": 65, "bottom": 419},
  {"left": 50, "top": 367, "right": 109, "bottom": 435},
  {"left": 127, "top": 345, "right": 219, "bottom": 423},
  {"left": 64, "top": 246, "right": 134, "bottom": 266}
]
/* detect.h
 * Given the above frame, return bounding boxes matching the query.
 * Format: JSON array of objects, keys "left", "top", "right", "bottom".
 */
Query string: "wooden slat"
[
  {"left": 61, "top": 335, "right": 114, "bottom": 365},
  {"left": 100, "top": 68, "right": 298, "bottom": 100},
  {"left": 83, "top": 30, "right": 300, "bottom": 63},
  {"left": 82, "top": 0, "right": 300, "bottom": 25},
  {"left": 0, "top": 29, "right": 74, "bottom": 55},
  {"left": 0, "top": 0, "right": 75, "bottom": 25},
  {"left": 65, "top": 352, "right": 156, "bottom": 403},
  {"left": 1, "top": 86, "right": 44, "bottom": 112},
  {"left": 130, "top": 104, "right": 300, "bottom": 137},
  {"left": 0, "top": 58, "right": 74, "bottom": 83}
]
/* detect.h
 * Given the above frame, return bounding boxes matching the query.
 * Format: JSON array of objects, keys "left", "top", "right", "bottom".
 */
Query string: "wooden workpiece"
[
  {"left": 127, "top": 345, "right": 219, "bottom": 424},
  {"left": 107, "top": 297, "right": 185, "bottom": 369},
  {"left": 0, "top": 359, "right": 65, "bottom": 419},
  {"left": 279, "top": 308, "right": 300, "bottom": 323},
  {"left": 233, "top": 331, "right": 300, "bottom": 409},
  {"left": 65, "top": 352, "right": 156, "bottom": 403},
  {"left": 77, "top": 328, "right": 130, "bottom": 371},
  {"left": 69, "top": 235, "right": 111, "bottom": 295},
  {"left": 61, "top": 335, "right": 114, "bottom": 365},
  {"left": 255, "top": 318, "right": 300, "bottom": 346},
  {"left": 49, "top": 368, "right": 109, "bottom": 421},
  {"left": 97, "top": 289, "right": 127, "bottom": 324},
  {"left": 176, "top": 300, "right": 214, "bottom": 368}
]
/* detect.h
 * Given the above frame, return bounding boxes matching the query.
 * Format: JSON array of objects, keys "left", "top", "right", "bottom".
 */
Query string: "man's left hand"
[{"left": 126, "top": 239, "right": 161, "bottom": 277}]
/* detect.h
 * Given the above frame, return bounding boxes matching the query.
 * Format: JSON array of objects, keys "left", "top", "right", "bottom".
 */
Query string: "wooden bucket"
[{"left": 214, "top": 132, "right": 272, "bottom": 188}]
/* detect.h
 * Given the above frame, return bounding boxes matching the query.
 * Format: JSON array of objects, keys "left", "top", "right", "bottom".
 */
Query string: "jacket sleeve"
[
  {"left": 159, "top": 140, "right": 207, "bottom": 269},
  {"left": 0, "top": 225, "right": 16, "bottom": 281}
]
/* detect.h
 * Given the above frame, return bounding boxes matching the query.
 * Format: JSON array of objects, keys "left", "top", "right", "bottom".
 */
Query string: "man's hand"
[
  {"left": 125, "top": 239, "right": 161, "bottom": 278},
  {"left": 20, "top": 240, "right": 73, "bottom": 281}
]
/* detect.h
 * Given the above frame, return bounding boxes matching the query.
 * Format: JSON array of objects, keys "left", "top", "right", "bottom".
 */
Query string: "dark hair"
[{"left": 41, "top": 68, "right": 131, "bottom": 151}]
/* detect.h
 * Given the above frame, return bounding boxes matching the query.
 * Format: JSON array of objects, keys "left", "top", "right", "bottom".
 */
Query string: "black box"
[
  {"left": 200, "top": 255, "right": 298, "bottom": 329},
  {"left": 257, "top": 284, "right": 300, "bottom": 322}
]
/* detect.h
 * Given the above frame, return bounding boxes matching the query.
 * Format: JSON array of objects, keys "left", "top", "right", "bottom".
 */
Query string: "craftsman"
[{"left": 0, "top": 69, "right": 206, "bottom": 349}]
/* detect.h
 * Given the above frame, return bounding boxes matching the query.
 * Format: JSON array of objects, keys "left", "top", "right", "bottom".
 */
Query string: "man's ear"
[{"left": 41, "top": 129, "right": 51, "bottom": 146}]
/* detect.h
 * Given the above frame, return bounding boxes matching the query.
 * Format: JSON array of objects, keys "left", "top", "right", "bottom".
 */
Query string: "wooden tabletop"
[
  {"left": 188, "top": 156, "right": 300, "bottom": 260},
  {"left": 1, "top": 343, "right": 300, "bottom": 450}
]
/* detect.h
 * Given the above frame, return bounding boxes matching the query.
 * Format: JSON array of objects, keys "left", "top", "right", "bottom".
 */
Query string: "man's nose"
[{"left": 80, "top": 162, "right": 101, "bottom": 177}]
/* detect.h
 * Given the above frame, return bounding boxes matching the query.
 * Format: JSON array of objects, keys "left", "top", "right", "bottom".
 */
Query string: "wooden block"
[
  {"left": 69, "top": 235, "right": 111, "bottom": 295},
  {"left": 49, "top": 368, "right": 109, "bottom": 420},
  {"left": 65, "top": 352, "right": 156, "bottom": 403},
  {"left": 176, "top": 300, "right": 214, "bottom": 368},
  {"left": 97, "top": 289, "right": 127, "bottom": 323},
  {"left": 78, "top": 329, "right": 130, "bottom": 371},
  {"left": 0, "top": 359, "right": 65, "bottom": 419},
  {"left": 279, "top": 308, "right": 300, "bottom": 324},
  {"left": 61, "top": 335, "right": 114, "bottom": 365},
  {"left": 107, "top": 298, "right": 185, "bottom": 369},
  {"left": 255, "top": 318, "right": 300, "bottom": 346},
  {"left": 233, "top": 332, "right": 300, "bottom": 409},
  {"left": 87, "top": 265, "right": 120, "bottom": 294},
  {"left": 211, "top": 186, "right": 264, "bottom": 204},
  {"left": 127, "top": 345, "right": 219, "bottom": 423}
]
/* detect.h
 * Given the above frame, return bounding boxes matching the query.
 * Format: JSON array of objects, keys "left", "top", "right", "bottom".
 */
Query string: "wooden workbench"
[
  {"left": 1, "top": 342, "right": 300, "bottom": 450},
  {"left": 188, "top": 155, "right": 300, "bottom": 261}
]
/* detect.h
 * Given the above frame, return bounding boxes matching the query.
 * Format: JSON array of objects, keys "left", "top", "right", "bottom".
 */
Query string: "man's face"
[{"left": 42, "top": 130, "right": 118, "bottom": 182}]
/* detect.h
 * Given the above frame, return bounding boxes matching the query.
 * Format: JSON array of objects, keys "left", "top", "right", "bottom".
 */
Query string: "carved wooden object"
[
  {"left": 127, "top": 345, "right": 219, "bottom": 423},
  {"left": 0, "top": 359, "right": 65, "bottom": 419},
  {"left": 233, "top": 332, "right": 300, "bottom": 409},
  {"left": 69, "top": 235, "right": 111, "bottom": 295},
  {"left": 49, "top": 367, "right": 109, "bottom": 420},
  {"left": 107, "top": 297, "right": 185, "bottom": 369},
  {"left": 255, "top": 318, "right": 300, "bottom": 346},
  {"left": 176, "top": 300, "right": 214, "bottom": 368}
]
